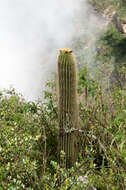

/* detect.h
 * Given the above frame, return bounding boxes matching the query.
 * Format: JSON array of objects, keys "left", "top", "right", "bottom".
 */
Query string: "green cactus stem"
[{"left": 57, "top": 48, "right": 78, "bottom": 168}]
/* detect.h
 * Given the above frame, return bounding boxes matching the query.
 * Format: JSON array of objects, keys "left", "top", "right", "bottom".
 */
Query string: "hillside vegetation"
[
  {"left": 0, "top": 0, "right": 126, "bottom": 189},
  {"left": 89, "top": 0, "right": 126, "bottom": 88},
  {"left": 0, "top": 71, "right": 126, "bottom": 189}
]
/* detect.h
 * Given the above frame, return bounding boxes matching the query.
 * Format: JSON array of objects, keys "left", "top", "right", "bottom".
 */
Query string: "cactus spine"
[{"left": 57, "top": 48, "right": 78, "bottom": 168}]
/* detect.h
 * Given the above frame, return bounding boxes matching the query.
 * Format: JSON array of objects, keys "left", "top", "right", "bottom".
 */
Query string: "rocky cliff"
[{"left": 88, "top": 0, "right": 126, "bottom": 88}]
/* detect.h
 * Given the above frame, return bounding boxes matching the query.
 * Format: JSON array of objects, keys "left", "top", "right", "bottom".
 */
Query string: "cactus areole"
[{"left": 57, "top": 48, "right": 78, "bottom": 168}]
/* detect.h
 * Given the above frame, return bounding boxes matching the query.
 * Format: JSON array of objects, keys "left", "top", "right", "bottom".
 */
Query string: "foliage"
[
  {"left": 0, "top": 87, "right": 58, "bottom": 189},
  {"left": 0, "top": 68, "right": 126, "bottom": 189},
  {"left": 96, "top": 22, "right": 126, "bottom": 88},
  {"left": 88, "top": 0, "right": 125, "bottom": 13}
]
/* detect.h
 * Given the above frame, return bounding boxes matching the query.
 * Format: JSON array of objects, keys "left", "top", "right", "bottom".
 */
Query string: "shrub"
[{"left": 0, "top": 69, "right": 126, "bottom": 189}]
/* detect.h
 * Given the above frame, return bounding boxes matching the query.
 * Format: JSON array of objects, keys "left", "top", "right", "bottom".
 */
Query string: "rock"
[
  {"left": 111, "top": 13, "right": 126, "bottom": 35},
  {"left": 103, "top": 6, "right": 126, "bottom": 36},
  {"left": 122, "top": 23, "right": 126, "bottom": 34}
]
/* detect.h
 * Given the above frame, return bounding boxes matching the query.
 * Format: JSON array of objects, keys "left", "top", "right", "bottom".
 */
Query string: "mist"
[{"left": 0, "top": 0, "right": 106, "bottom": 101}]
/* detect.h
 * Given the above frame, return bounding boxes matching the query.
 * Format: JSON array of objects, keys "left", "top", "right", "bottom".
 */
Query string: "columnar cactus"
[{"left": 57, "top": 48, "right": 78, "bottom": 168}]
